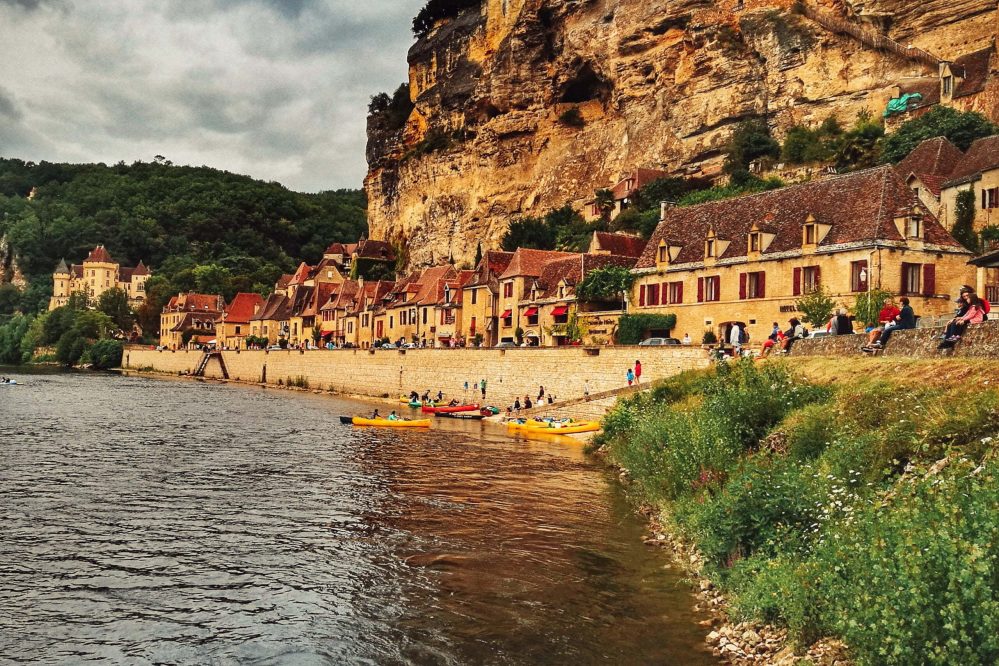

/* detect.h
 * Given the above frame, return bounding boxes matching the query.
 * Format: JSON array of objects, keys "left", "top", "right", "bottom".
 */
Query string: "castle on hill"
[{"left": 49, "top": 245, "right": 151, "bottom": 311}]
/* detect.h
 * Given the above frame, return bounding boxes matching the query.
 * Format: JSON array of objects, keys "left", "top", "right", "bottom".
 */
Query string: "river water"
[{"left": 0, "top": 370, "right": 714, "bottom": 665}]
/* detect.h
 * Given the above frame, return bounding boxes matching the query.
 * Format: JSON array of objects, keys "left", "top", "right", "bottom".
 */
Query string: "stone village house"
[
  {"left": 159, "top": 293, "right": 225, "bottom": 349},
  {"left": 50, "top": 245, "right": 150, "bottom": 311},
  {"left": 631, "top": 165, "right": 976, "bottom": 344}
]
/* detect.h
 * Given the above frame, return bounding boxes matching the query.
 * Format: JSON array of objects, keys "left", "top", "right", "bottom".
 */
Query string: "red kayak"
[{"left": 421, "top": 404, "right": 480, "bottom": 414}]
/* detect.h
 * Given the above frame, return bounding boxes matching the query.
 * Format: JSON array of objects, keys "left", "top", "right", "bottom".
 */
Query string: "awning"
[
  {"left": 551, "top": 305, "right": 569, "bottom": 316},
  {"left": 524, "top": 307, "right": 539, "bottom": 317},
  {"left": 500, "top": 309, "right": 512, "bottom": 318}
]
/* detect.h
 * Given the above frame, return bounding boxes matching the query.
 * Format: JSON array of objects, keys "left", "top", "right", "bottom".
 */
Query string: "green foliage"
[
  {"left": 851, "top": 288, "right": 894, "bottom": 328},
  {"left": 96, "top": 288, "right": 135, "bottom": 332},
  {"left": 781, "top": 117, "right": 843, "bottom": 164},
  {"left": 795, "top": 285, "right": 837, "bottom": 326},
  {"left": 616, "top": 313, "right": 677, "bottom": 345},
  {"left": 723, "top": 119, "right": 781, "bottom": 181},
  {"left": 0, "top": 158, "right": 367, "bottom": 315},
  {"left": 677, "top": 176, "right": 785, "bottom": 207},
  {"left": 0, "top": 314, "right": 33, "bottom": 364},
  {"left": 881, "top": 106, "right": 999, "bottom": 164},
  {"left": 368, "top": 84, "right": 414, "bottom": 132},
  {"left": 834, "top": 111, "right": 884, "bottom": 169},
  {"left": 85, "top": 339, "right": 123, "bottom": 369},
  {"left": 702, "top": 329, "right": 718, "bottom": 344},
  {"left": 500, "top": 205, "right": 585, "bottom": 252},
  {"left": 558, "top": 107, "right": 585, "bottom": 128},
  {"left": 412, "top": 0, "right": 481, "bottom": 37},
  {"left": 245, "top": 335, "right": 269, "bottom": 348},
  {"left": 601, "top": 360, "right": 999, "bottom": 663},
  {"left": 953, "top": 189, "right": 979, "bottom": 252},
  {"left": 575, "top": 265, "right": 635, "bottom": 303}
]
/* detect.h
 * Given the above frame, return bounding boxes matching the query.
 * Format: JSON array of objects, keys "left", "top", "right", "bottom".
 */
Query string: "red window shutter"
[
  {"left": 758, "top": 271, "right": 766, "bottom": 298},
  {"left": 697, "top": 277, "right": 704, "bottom": 302},
  {"left": 712, "top": 276, "right": 720, "bottom": 301},
  {"left": 676, "top": 282, "right": 684, "bottom": 304},
  {"left": 739, "top": 273, "right": 747, "bottom": 300},
  {"left": 814, "top": 266, "right": 821, "bottom": 288},
  {"left": 652, "top": 283, "right": 661, "bottom": 305},
  {"left": 662, "top": 282, "right": 669, "bottom": 304},
  {"left": 923, "top": 264, "right": 936, "bottom": 296},
  {"left": 900, "top": 263, "right": 910, "bottom": 293},
  {"left": 793, "top": 267, "right": 802, "bottom": 296},
  {"left": 639, "top": 284, "right": 645, "bottom": 306}
]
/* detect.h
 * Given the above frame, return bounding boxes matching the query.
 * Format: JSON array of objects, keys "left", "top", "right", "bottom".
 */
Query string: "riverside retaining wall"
[
  {"left": 124, "top": 346, "right": 711, "bottom": 408},
  {"left": 790, "top": 319, "right": 999, "bottom": 357}
]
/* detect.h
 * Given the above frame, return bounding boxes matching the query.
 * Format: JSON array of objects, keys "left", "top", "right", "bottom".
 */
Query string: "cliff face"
[{"left": 365, "top": 0, "right": 997, "bottom": 268}]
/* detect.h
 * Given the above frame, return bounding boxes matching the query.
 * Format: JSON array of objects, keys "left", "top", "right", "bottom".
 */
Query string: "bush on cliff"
[
  {"left": 599, "top": 360, "right": 999, "bottom": 664},
  {"left": 881, "top": 106, "right": 999, "bottom": 164},
  {"left": 413, "top": 0, "right": 482, "bottom": 37}
]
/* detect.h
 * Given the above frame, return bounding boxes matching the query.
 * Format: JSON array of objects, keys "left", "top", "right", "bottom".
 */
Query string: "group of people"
[
  {"left": 508, "top": 385, "right": 558, "bottom": 415},
  {"left": 760, "top": 319, "right": 808, "bottom": 356},
  {"left": 860, "top": 297, "right": 916, "bottom": 352},
  {"left": 0, "top": 376, "right": 14, "bottom": 384},
  {"left": 938, "top": 286, "right": 991, "bottom": 349},
  {"left": 626, "top": 360, "right": 642, "bottom": 386},
  {"left": 370, "top": 409, "right": 401, "bottom": 420}
]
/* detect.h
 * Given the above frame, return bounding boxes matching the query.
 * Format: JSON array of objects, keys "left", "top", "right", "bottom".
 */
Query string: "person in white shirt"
[
  {"left": 729, "top": 323, "right": 742, "bottom": 354},
  {"left": 682, "top": 333, "right": 691, "bottom": 345}
]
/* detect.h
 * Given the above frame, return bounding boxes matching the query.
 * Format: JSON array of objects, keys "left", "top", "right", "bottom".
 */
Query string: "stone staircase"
[{"left": 496, "top": 383, "right": 652, "bottom": 422}]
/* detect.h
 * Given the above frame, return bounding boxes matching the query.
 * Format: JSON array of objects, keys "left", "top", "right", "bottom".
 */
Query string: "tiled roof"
[
  {"left": 164, "top": 292, "right": 224, "bottom": 313},
  {"left": 324, "top": 242, "right": 347, "bottom": 255},
  {"left": 251, "top": 293, "right": 291, "bottom": 322},
  {"left": 276, "top": 274, "right": 294, "bottom": 290},
  {"left": 894, "top": 136, "right": 963, "bottom": 195},
  {"left": 895, "top": 79, "right": 941, "bottom": 111},
  {"left": 54, "top": 258, "right": 69, "bottom": 274},
  {"left": 223, "top": 292, "right": 265, "bottom": 324},
  {"left": 71, "top": 265, "right": 84, "bottom": 278},
  {"left": 592, "top": 232, "right": 646, "bottom": 258},
  {"left": 409, "top": 265, "right": 457, "bottom": 306},
  {"left": 636, "top": 165, "right": 963, "bottom": 269},
  {"left": 289, "top": 262, "right": 313, "bottom": 286},
  {"left": 290, "top": 285, "right": 315, "bottom": 317},
  {"left": 942, "top": 136, "right": 999, "bottom": 187},
  {"left": 169, "top": 311, "right": 218, "bottom": 333},
  {"left": 534, "top": 254, "right": 637, "bottom": 300},
  {"left": 132, "top": 260, "right": 150, "bottom": 276},
  {"left": 85, "top": 245, "right": 114, "bottom": 263},
  {"left": 953, "top": 47, "right": 992, "bottom": 99},
  {"left": 321, "top": 280, "right": 360, "bottom": 311},
  {"left": 611, "top": 168, "right": 669, "bottom": 201},
  {"left": 354, "top": 239, "right": 396, "bottom": 261},
  {"left": 498, "top": 248, "right": 577, "bottom": 280},
  {"left": 465, "top": 250, "right": 513, "bottom": 288},
  {"left": 119, "top": 267, "right": 135, "bottom": 281}
]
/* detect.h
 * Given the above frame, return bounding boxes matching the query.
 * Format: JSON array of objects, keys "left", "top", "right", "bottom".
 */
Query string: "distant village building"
[
  {"left": 159, "top": 292, "right": 225, "bottom": 349},
  {"left": 632, "top": 165, "right": 976, "bottom": 344},
  {"left": 461, "top": 251, "right": 514, "bottom": 347},
  {"left": 50, "top": 245, "right": 150, "bottom": 311},
  {"left": 584, "top": 169, "right": 669, "bottom": 222},
  {"left": 216, "top": 292, "right": 265, "bottom": 349},
  {"left": 885, "top": 46, "right": 995, "bottom": 127}
]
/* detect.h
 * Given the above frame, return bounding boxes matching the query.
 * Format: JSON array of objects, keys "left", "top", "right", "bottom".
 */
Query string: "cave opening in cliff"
[{"left": 560, "top": 63, "right": 611, "bottom": 104}]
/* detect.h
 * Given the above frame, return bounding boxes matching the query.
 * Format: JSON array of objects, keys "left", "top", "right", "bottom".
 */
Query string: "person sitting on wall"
[
  {"left": 868, "top": 297, "right": 916, "bottom": 350},
  {"left": 780, "top": 318, "right": 806, "bottom": 353},
  {"left": 829, "top": 308, "right": 854, "bottom": 335},
  {"left": 761, "top": 329, "right": 785, "bottom": 357},
  {"left": 867, "top": 298, "right": 900, "bottom": 346},
  {"left": 938, "top": 290, "right": 987, "bottom": 349}
]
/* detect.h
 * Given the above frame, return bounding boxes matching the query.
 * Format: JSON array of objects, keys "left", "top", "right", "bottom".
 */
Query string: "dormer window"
[
  {"left": 706, "top": 239, "right": 716, "bottom": 258},
  {"left": 749, "top": 232, "right": 761, "bottom": 253},
  {"left": 558, "top": 285, "right": 565, "bottom": 298},
  {"left": 942, "top": 75, "right": 953, "bottom": 96},
  {"left": 658, "top": 244, "right": 668, "bottom": 263},
  {"left": 906, "top": 213, "right": 922, "bottom": 239},
  {"left": 804, "top": 223, "right": 816, "bottom": 245}
]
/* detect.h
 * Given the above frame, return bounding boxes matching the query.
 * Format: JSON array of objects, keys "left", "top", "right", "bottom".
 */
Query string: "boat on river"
[
  {"left": 507, "top": 419, "right": 600, "bottom": 434},
  {"left": 0, "top": 380, "right": 16, "bottom": 386},
  {"left": 437, "top": 408, "right": 494, "bottom": 420},
  {"left": 421, "top": 404, "right": 480, "bottom": 414},
  {"left": 351, "top": 417, "right": 432, "bottom": 428}
]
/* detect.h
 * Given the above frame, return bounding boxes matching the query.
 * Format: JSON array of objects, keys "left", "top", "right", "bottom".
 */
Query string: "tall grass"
[{"left": 600, "top": 359, "right": 999, "bottom": 664}]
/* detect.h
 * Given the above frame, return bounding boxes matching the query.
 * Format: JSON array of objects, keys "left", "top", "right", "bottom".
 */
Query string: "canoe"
[
  {"left": 421, "top": 404, "right": 479, "bottom": 414},
  {"left": 339, "top": 416, "right": 353, "bottom": 424},
  {"left": 522, "top": 419, "right": 576, "bottom": 428},
  {"left": 437, "top": 411, "right": 487, "bottom": 420},
  {"left": 352, "top": 417, "right": 432, "bottom": 428},
  {"left": 507, "top": 420, "right": 600, "bottom": 434}
]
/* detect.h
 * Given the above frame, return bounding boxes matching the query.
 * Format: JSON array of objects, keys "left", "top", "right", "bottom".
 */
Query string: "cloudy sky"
[{"left": 0, "top": 0, "right": 424, "bottom": 191}]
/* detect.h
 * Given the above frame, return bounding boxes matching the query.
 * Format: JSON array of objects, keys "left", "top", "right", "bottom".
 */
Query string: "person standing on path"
[
  {"left": 480, "top": 379, "right": 487, "bottom": 400},
  {"left": 634, "top": 360, "right": 642, "bottom": 384},
  {"left": 583, "top": 379, "right": 590, "bottom": 398},
  {"left": 537, "top": 385, "right": 545, "bottom": 402},
  {"left": 729, "top": 323, "right": 742, "bottom": 355},
  {"left": 626, "top": 368, "right": 635, "bottom": 386}
]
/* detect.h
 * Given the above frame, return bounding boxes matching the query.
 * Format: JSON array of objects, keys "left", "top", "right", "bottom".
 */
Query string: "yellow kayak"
[
  {"left": 522, "top": 419, "right": 576, "bottom": 429},
  {"left": 507, "top": 420, "right": 600, "bottom": 434},
  {"left": 353, "top": 417, "right": 432, "bottom": 428}
]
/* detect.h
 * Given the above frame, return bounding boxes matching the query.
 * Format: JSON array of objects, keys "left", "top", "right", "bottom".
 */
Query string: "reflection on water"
[{"left": 0, "top": 370, "right": 714, "bottom": 664}]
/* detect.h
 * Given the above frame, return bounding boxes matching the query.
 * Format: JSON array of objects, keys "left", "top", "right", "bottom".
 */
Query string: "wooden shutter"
[
  {"left": 676, "top": 282, "right": 684, "bottom": 304},
  {"left": 900, "top": 263, "right": 911, "bottom": 293},
  {"left": 639, "top": 284, "right": 645, "bottom": 306},
  {"left": 712, "top": 276, "right": 720, "bottom": 301},
  {"left": 792, "top": 267, "right": 802, "bottom": 296},
  {"left": 697, "top": 277, "right": 704, "bottom": 302},
  {"left": 758, "top": 271, "right": 766, "bottom": 298},
  {"left": 739, "top": 273, "right": 747, "bottom": 300},
  {"left": 814, "top": 266, "right": 821, "bottom": 288},
  {"left": 650, "top": 284, "right": 660, "bottom": 306},
  {"left": 923, "top": 264, "right": 936, "bottom": 296}
]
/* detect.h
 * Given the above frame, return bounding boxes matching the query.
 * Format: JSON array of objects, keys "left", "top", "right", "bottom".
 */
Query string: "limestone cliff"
[{"left": 365, "top": 0, "right": 998, "bottom": 268}]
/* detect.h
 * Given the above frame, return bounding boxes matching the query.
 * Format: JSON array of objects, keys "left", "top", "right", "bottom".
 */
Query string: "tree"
[
  {"left": 881, "top": 107, "right": 999, "bottom": 163},
  {"left": 86, "top": 339, "right": 123, "bottom": 369},
  {"left": 795, "top": 286, "right": 837, "bottom": 327},
  {"left": 474, "top": 242, "right": 483, "bottom": 268},
  {"left": 97, "top": 288, "right": 135, "bottom": 332},
  {"left": 412, "top": 0, "right": 481, "bottom": 37},
  {"left": 724, "top": 119, "right": 780, "bottom": 180},
  {"left": 575, "top": 265, "right": 636, "bottom": 305},
  {"left": 593, "top": 189, "right": 616, "bottom": 224},
  {"left": 501, "top": 216, "right": 557, "bottom": 251},
  {"left": 952, "top": 189, "right": 979, "bottom": 252},
  {"left": 193, "top": 264, "right": 233, "bottom": 299},
  {"left": 834, "top": 111, "right": 884, "bottom": 169},
  {"left": 852, "top": 289, "right": 894, "bottom": 328}
]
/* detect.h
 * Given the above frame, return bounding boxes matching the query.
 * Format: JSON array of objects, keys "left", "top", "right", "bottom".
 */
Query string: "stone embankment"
[
  {"left": 123, "top": 346, "right": 710, "bottom": 409},
  {"left": 790, "top": 319, "right": 999, "bottom": 357}
]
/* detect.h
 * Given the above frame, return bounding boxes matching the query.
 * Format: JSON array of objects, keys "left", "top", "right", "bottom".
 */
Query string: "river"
[{"left": 0, "top": 370, "right": 715, "bottom": 665}]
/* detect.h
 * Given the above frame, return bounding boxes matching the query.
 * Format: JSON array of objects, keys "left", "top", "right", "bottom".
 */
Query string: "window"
[
  {"left": 235, "top": 326, "right": 241, "bottom": 335},
  {"left": 983, "top": 187, "right": 999, "bottom": 209},
  {"left": 389, "top": 316, "right": 394, "bottom": 329},
  {"left": 901, "top": 263, "right": 921, "bottom": 295},
  {"left": 422, "top": 308, "right": 427, "bottom": 325},
  {"left": 697, "top": 276, "right": 720, "bottom": 302},
  {"left": 503, "top": 282, "right": 513, "bottom": 298},
  {"left": 943, "top": 75, "right": 953, "bottom": 96},
  {"left": 906, "top": 216, "right": 922, "bottom": 238},
  {"left": 469, "top": 316, "right": 476, "bottom": 333},
  {"left": 740, "top": 271, "right": 765, "bottom": 299},
  {"left": 471, "top": 290, "right": 477, "bottom": 305},
  {"left": 348, "top": 322, "right": 353, "bottom": 334},
  {"left": 658, "top": 245, "right": 668, "bottom": 263},
  {"left": 668, "top": 281, "right": 684, "bottom": 304},
  {"left": 749, "top": 232, "right": 760, "bottom": 253},
  {"left": 705, "top": 239, "right": 716, "bottom": 258},
  {"left": 804, "top": 224, "right": 816, "bottom": 245},
  {"left": 362, "top": 314, "right": 369, "bottom": 327},
  {"left": 850, "top": 260, "right": 868, "bottom": 292},
  {"left": 400, "top": 311, "right": 407, "bottom": 326},
  {"left": 803, "top": 266, "right": 820, "bottom": 293},
  {"left": 527, "top": 311, "right": 538, "bottom": 325},
  {"left": 442, "top": 310, "right": 455, "bottom": 325}
]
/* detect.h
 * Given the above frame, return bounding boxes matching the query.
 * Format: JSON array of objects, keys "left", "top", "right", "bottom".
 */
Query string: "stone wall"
[
  {"left": 790, "top": 319, "right": 999, "bottom": 358},
  {"left": 124, "top": 346, "right": 710, "bottom": 408}
]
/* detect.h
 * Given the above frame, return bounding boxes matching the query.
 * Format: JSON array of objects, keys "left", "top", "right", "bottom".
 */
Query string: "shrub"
[
  {"left": 616, "top": 313, "right": 676, "bottom": 344},
  {"left": 86, "top": 339, "right": 123, "bottom": 369},
  {"left": 702, "top": 330, "right": 717, "bottom": 344},
  {"left": 881, "top": 106, "right": 999, "bottom": 163}
]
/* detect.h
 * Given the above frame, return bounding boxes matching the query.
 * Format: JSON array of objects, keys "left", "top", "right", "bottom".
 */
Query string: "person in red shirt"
[
  {"left": 867, "top": 298, "right": 900, "bottom": 345},
  {"left": 634, "top": 360, "right": 642, "bottom": 384}
]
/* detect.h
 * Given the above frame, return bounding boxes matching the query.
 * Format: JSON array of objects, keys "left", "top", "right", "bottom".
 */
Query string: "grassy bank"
[{"left": 595, "top": 358, "right": 999, "bottom": 665}]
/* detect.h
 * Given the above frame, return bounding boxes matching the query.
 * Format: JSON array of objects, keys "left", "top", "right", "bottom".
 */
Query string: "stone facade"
[
  {"left": 123, "top": 345, "right": 710, "bottom": 409},
  {"left": 50, "top": 245, "right": 150, "bottom": 311}
]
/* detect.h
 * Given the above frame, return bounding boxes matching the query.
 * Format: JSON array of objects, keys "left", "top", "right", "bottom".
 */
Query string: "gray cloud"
[{"left": 0, "top": 0, "right": 424, "bottom": 191}]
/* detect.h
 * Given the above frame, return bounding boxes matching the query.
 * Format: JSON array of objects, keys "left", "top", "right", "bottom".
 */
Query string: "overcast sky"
[{"left": 0, "top": 0, "right": 424, "bottom": 192}]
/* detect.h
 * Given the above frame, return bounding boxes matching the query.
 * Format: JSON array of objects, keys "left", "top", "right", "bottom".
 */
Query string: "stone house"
[
  {"left": 249, "top": 292, "right": 292, "bottom": 345},
  {"left": 159, "top": 292, "right": 225, "bottom": 349},
  {"left": 430, "top": 270, "right": 475, "bottom": 347},
  {"left": 938, "top": 136, "right": 999, "bottom": 234},
  {"left": 894, "top": 136, "right": 966, "bottom": 219},
  {"left": 460, "top": 250, "right": 513, "bottom": 347},
  {"left": 496, "top": 248, "right": 576, "bottom": 344},
  {"left": 583, "top": 169, "right": 669, "bottom": 222},
  {"left": 50, "top": 245, "right": 150, "bottom": 311},
  {"left": 318, "top": 279, "right": 360, "bottom": 344},
  {"left": 632, "top": 165, "right": 975, "bottom": 344},
  {"left": 341, "top": 280, "right": 393, "bottom": 348},
  {"left": 216, "top": 292, "right": 264, "bottom": 349},
  {"left": 587, "top": 231, "right": 646, "bottom": 258},
  {"left": 517, "top": 253, "right": 636, "bottom": 347}
]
